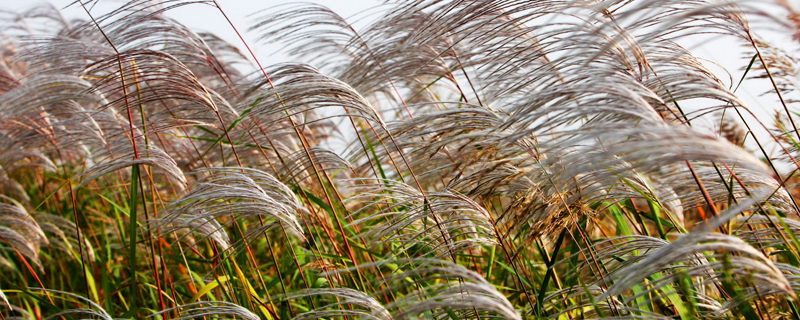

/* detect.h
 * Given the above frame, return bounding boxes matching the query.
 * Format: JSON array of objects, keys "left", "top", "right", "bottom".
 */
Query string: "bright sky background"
[{"left": 0, "top": 0, "right": 383, "bottom": 64}]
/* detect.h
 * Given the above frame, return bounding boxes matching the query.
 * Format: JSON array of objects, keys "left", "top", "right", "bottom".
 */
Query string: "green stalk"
[
  {"left": 127, "top": 164, "right": 140, "bottom": 313},
  {"left": 534, "top": 227, "right": 567, "bottom": 316}
]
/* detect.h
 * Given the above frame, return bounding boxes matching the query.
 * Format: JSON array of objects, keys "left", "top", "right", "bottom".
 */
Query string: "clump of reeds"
[{"left": 0, "top": 0, "right": 799, "bottom": 318}]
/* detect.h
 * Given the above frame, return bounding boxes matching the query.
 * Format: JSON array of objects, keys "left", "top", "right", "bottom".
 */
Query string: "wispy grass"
[{"left": 0, "top": 0, "right": 799, "bottom": 319}]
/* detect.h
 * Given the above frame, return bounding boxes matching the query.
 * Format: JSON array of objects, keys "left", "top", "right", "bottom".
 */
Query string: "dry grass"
[{"left": 0, "top": 0, "right": 799, "bottom": 319}]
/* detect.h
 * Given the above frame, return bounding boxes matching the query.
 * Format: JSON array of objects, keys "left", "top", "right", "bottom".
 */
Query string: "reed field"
[{"left": 1, "top": 0, "right": 800, "bottom": 318}]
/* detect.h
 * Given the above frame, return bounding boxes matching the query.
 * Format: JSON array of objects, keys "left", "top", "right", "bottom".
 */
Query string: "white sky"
[{"left": 0, "top": 0, "right": 383, "bottom": 64}]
